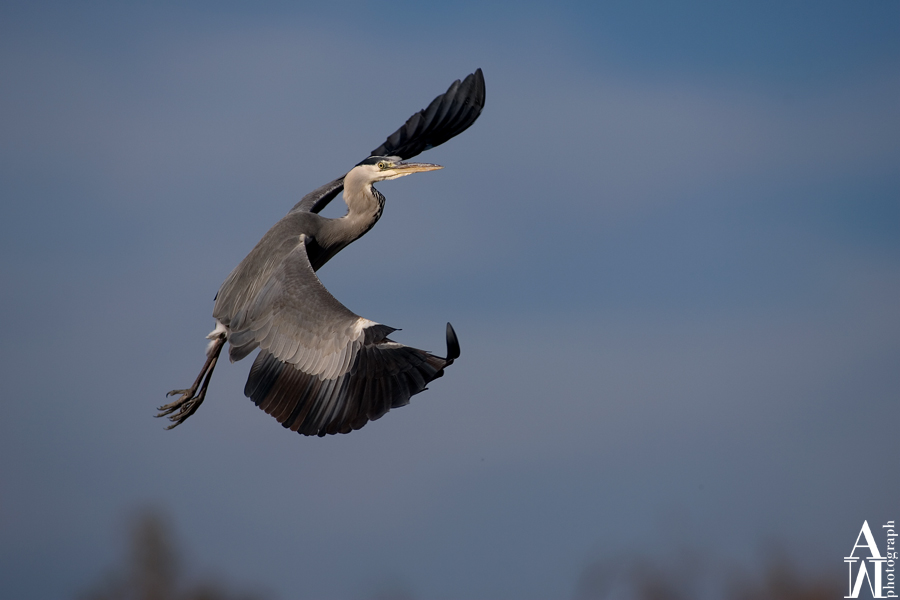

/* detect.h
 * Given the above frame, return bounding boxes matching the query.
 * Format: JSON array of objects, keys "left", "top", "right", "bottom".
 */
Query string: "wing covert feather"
[{"left": 228, "top": 236, "right": 368, "bottom": 379}]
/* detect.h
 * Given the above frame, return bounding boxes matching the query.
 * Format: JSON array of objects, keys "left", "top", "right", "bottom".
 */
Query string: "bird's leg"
[{"left": 157, "top": 334, "right": 226, "bottom": 429}]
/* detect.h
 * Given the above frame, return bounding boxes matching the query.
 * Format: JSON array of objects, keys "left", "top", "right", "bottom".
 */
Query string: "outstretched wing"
[
  {"left": 293, "top": 68, "right": 486, "bottom": 215},
  {"left": 226, "top": 235, "right": 459, "bottom": 436}
]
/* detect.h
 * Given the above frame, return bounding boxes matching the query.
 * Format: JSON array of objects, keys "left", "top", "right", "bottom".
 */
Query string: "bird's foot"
[
  {"left": 156, "top": 387, "right": 206, "bottom": 429},
  {"left": 157, "top": 336, "right": 224, "bottom": 430}
]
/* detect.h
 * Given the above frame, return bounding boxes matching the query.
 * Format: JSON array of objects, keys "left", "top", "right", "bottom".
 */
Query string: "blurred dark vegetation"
[
  {"left": 575, "top": 549, "right": 842, "bottom": 600},
  {"left": 77, "top": 510, "right": 266, "bottom": 600},
  {"left": 79, "top": 510, "right": 841, "bottom": 600}
]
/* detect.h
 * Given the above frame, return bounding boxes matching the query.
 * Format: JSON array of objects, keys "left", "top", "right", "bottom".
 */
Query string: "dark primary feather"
[
  {"left": 245, "top": 328, "right": 455, "bottom": 437},
  {"left": 293, "top": 68, "right": 485, "bottom": 215},
  {"left": 370, "top": 68, "right": 486, "bottom": 159}
]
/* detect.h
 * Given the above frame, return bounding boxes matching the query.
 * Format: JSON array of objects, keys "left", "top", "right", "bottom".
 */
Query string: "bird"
[{"left": 158, "top": 69, "right": 485, "bottom": 437}]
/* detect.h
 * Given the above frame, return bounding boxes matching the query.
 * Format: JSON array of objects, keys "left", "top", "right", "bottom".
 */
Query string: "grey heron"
[{"left": 159, "top": 69, "right": 485, "bottom": 437}]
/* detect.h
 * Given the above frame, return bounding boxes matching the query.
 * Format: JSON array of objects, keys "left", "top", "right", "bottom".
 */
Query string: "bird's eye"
[{"left": 377, "top": 161, "right": 388, "bottom": 170}]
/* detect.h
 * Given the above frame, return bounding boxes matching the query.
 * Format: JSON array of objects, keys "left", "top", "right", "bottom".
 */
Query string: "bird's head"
[{"left": 352, "top": 156, "right": 443, "bottom": 183}]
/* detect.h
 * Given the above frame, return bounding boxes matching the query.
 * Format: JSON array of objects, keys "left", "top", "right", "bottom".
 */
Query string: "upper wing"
[
  {"left": 292, "top": 68, "right": 486, "bottom": 215},
  {"left": 226, "top": 236, "right": 459, "bottom": 436}
]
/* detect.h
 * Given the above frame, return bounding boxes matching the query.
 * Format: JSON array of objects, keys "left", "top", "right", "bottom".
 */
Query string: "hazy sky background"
[{"left": 1, "top": 2, "right": 898, "bottom": 599}]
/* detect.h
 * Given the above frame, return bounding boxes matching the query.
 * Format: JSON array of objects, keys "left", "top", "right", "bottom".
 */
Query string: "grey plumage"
[{"left": 159, "top": 69, "right": 484, "bottom": 436}]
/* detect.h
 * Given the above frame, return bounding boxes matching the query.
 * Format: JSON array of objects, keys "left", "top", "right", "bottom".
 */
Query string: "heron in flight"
[{"left": 159, "top": 69, "right": 485, "bottom": 437}]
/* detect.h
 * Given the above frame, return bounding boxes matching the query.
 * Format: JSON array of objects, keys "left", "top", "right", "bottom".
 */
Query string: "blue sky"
[{"left": 1, "top": 2, "right": 898, "bottom": 599}]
